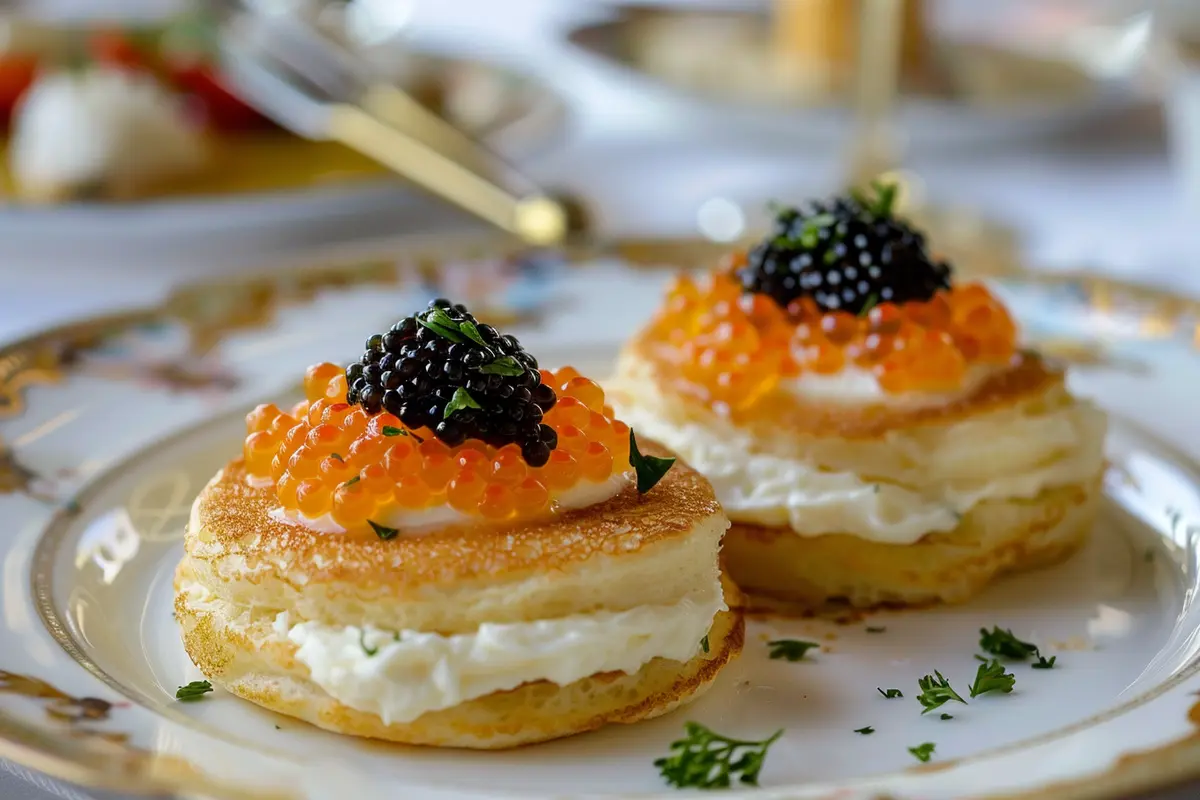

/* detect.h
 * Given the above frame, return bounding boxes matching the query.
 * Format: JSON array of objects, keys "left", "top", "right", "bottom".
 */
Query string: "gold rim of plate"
[{"left": 1, "top": 234, "right": 1199, "bottom": 800}]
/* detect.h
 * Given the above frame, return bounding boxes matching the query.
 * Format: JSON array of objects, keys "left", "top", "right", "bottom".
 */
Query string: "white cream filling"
[
  {"left": 784, "top": 363, "right": 1002, "bottom": 410},
  {"left": 263, "top": 472, "right": 633, "bottom": 535},
  {"left": 278, "top": 578, "right": 725, "bottom": 724},
  {"left": 617, "top": 400, "right": 1105, "bottom": 544},
  {"left": 10, "top": 66, "right": 203, "bottom": 193}
]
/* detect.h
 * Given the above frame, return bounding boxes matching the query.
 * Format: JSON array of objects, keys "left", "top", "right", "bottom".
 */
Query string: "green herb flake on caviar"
[
  {"left": 479, "top": 355, "right": 524, "bottom": 376},
  {"left": 381, "top": 426, "right": 408, "bottom": 437},
  {"left": 417, "top": 307, "right": 467, "bottom": 344},
  {"left": 458, "top": 320, "right": 489, "bottom": 347},
  {"left": 767, "top": 639, "right": 820, "bottom": 662},
  {"left": 175, "top": 680, "right": 212, "bottom": 702},
  {"left": 857, "top": 294, "right": 879, "bottom": 317},
  {"left": 654, "top": 722, "right": 783, "bottom": 789},
  {"left": 443, "top": 387, "right": 482, "bottom": 419}
]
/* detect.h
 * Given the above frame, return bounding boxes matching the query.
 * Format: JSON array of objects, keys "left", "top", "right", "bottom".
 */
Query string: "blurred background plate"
[
  {"left": 0, "top": 4, "right": 568, "bottom": 252},
  {"left": 566, "top": 1, "right": 1147, "bottom": 151}
]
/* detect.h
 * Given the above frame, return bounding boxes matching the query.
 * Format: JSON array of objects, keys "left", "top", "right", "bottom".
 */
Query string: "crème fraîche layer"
[
  {"left": 176, "top": 450, "right": 743, "bottom": 748},
  {"left": 611, "top": 343, "right": 1106, "bottom": 607},
  {"left": 614, "top": 350, "right": 1106, "bottom": 545}
]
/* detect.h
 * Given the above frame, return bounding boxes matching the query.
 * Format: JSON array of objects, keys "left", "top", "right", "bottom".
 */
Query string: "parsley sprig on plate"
[
  {"left": 915, "top": 671, "right": 966, "bottom": 715},
  {"left": 654, "top": 722, "right": 783, "bottom": 789},
  {"left": 908, "top": 742, "right": 936, "bottom": 763},
  {"left": 979, "top": 626, "right": 1057, "bottom": 669},
  {"left": 970, "top": 658, "right": 1016, "bottom": 698},
  {"left": 767, "top": 639, "right": 820, "bottom": 662},
  {"left": 175, "top": 680, "right": 212, "bottom": 702}
]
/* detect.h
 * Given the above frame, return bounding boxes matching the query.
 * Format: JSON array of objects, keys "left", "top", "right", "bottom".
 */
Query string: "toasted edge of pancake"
[
  {"left": 723, "top": 478, "right": 1100, "bottom": 608},
  {"left": 617, "top": 341, "right": 1063, "bottom": 440},
  {"left": 174, "top": 569, "right": 745, "bottom": 749},
  {"left": 186, "top": 444, "right": 727, "bottom": 633}
]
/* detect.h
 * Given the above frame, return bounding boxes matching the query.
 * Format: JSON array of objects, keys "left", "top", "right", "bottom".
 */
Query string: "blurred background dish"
[
  {"left": 0, "top": 14, "right": 566, "bottom": 204},
  {"left": 567, "top": 0, "right": 1147, "bottom": 150}
]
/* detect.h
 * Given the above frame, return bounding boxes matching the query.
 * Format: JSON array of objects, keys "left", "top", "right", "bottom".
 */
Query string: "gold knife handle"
[
  {"left": 327, "top": 103, "right": 567, "bottom": 246},
  {"left": 359, "top": 83, "right": 522, "bottom": 190}
]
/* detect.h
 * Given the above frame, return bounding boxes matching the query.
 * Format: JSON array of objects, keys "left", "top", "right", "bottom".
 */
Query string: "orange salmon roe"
[
  {"left": 242, "top": 363, "right": 634, "bottom": 532},
  {"left": 645, "top": 267, "right": 1017, "bottom": 405}
]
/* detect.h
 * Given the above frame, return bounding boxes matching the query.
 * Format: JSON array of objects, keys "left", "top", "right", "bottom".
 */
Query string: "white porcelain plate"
[{"left": 3, "top": 241, "right": 1200, "bottom": 800}]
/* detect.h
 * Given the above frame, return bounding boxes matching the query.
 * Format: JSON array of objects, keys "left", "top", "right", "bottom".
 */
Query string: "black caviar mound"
[
  {"left": 737, "top": 182, "right": 953, "bottom": 315},
  {"left": 346, "top": 300, "right": 559, "bottom": 465}
]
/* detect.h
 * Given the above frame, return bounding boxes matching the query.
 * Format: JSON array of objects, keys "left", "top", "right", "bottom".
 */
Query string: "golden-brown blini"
[
  {"left": 610, "top": 347, "right": 1106, "bottom": 608},
  {"left": 175, "top": 449, "right": 742, "bottom": 749}
]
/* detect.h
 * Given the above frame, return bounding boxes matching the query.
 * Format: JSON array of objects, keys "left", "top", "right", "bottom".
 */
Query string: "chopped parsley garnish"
[
  {"left": 330, "top": 452, "right": 344, "bottom": 461},
  {"left": 857, "top": 294, "right": 879, "bottom": 317},
  {"left": 459, "top": 320, "right": 488, "bottom": 347},
  {"left": 479, "top": 355, "right": 524, "bottom": 376},
  {"left": 367, "top": 520, "right": 398, "bottom": 541},
  {"left": 381, "top": 426, "right": 407, "bottom": 437},
  {"left": 629, "top": 430, "right": 675, "bottom": 493},
  {"left": 979, "top": 627, "right": 1039, "bottom": 660},
  {"left": 969, "top": 659, "right": 1015, "bottom": 698},
  {"left": 359, "top": 629, "right": 378, "bottom": 656},
  {"left": 916, "top": 671, "right": 966, "bottom": 714},
  {"left": 767, "top": 639, "right": 819, "bottom": 662},
  {"left": 854, "top": 726, "right": 875, "bottom": 735},
  {"left": 700, "top": 635, "right": 710, "bottom": 654},
  {"left": 979, "top": 626, "right": 1058, "bottom": 668},
  {"left": 851, "top": 179, "right": 900, "bottom": 218},
  {"left": 908, "top": 742, "right": 936, "bottom": 763},
  {"left": 343, "top": 475, "right": 361, "bottom": 487},
  {"left": 940, "top": 713, "right": 953, "bottom": 720},
  {"left": 175, "top": 680, "right": 212, "bottom": 702},
  {"left": 878, "top": 688, "right": 903, "bottom": 699},
  {"left": 654, "top": 722, "right": 783, "bottom": 789},
  {"left": 865, "top": 626, "right": 886, "bottom": 634},
  {"left": 443, "top": 387, "right": 482, "bottom": 419},
  {"left": 774, "top": 212, "right": 835, "bottom": 249},
  {"left": 417, "top": 307, "right": 467, "bottom": 343}
]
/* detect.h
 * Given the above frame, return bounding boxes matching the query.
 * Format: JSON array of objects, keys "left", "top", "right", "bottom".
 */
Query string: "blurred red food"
[
  {"left": 0, "top": 55, "right": 38, "bottom": 126},
  {"left": 89, "top": 28, "right": 151, "bottom": 71},
  {"left": 166, "top": 61, "right": 275, "bottom": 132}
]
